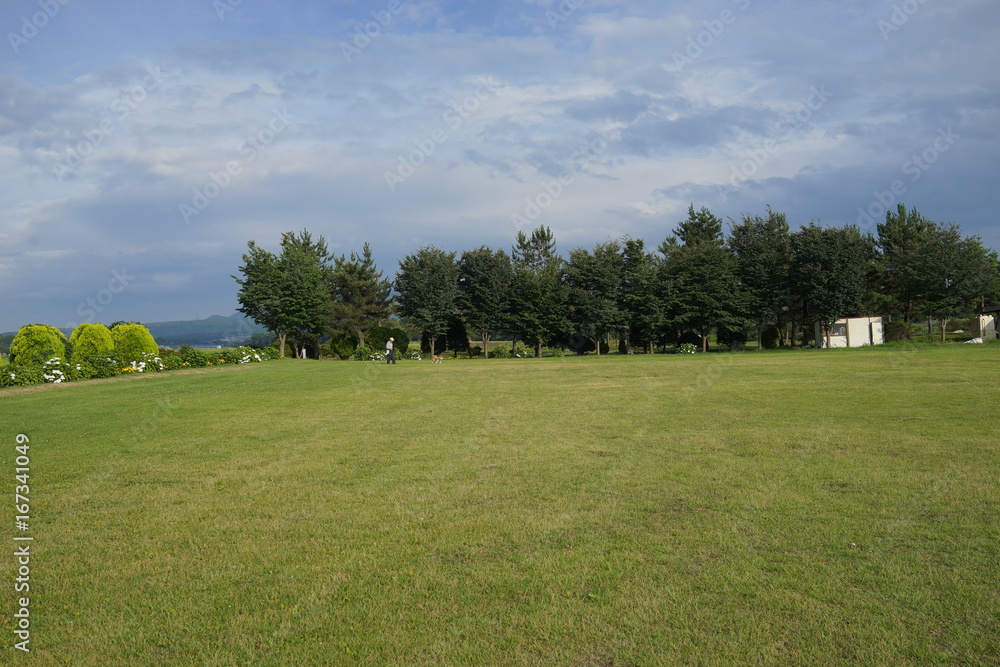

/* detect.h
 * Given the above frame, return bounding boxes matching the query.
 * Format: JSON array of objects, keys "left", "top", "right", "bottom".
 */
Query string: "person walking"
[{"left": 385, "top": 337, "right": 396, "bottom": 364}]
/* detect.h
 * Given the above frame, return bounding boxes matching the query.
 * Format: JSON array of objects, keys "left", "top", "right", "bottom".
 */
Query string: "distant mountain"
[{"left": 140, "top": 314, "right": 269, "bottom": 346}]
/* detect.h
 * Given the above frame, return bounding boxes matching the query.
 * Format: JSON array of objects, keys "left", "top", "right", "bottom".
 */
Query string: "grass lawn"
[{"left": 2, "top": 345, "right": 998, "bottom": 664}]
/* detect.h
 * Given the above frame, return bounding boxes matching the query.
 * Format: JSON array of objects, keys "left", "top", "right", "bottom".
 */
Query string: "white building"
[
  {"left": 815, "top": 316, "right": 884, "bottom": 348},
  {"left": 979, "top": 311, "right": 998, "bottom": 340}
]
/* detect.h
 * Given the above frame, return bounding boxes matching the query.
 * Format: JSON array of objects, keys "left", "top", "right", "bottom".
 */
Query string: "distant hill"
[{"left": 140, "top": 313, "right": 270, "bottom": 347}]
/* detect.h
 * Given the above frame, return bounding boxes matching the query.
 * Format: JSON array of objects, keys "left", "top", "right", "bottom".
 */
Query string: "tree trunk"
[
  {"left": 482, "top": 333, "right": 490, "bottom": 358},
  {"left": 429, "top": 337, "right": 435, "bottom": 358},
  {"left": 825, "top": 324, "right": 831, "bottom": 350},
  {"left": 941, "top": 318, "right": 948, "bottom": 342},
  {"left": 357, "top": 328, "right": 366, "bottom": 349},
  {"left": 277, "top": 332, "right": 287, "bottom": 357},
  {"left": 927, "top": 318, "right": 932, "bottom": 340},
  {"left": 536, "top": 341, "right": 543, "bottom": 358},
  {"left": 593, "top": 336, "right": 600, "bottom": 356},
  {"left": 701, "top": 328, "right": 708, "bottom": 353}
]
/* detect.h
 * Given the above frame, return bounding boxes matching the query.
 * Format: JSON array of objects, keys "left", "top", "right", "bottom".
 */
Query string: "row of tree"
[{"left": 233, "top": 204, "right": 1000, "bottom": 357}]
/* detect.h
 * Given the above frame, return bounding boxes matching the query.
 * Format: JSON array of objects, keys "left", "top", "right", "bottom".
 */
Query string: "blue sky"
[{"left": 1, "top": 0, "right": 997, "bottom": 332}]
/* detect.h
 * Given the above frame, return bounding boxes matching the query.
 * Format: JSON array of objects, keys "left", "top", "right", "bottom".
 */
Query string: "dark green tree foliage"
[
  {"left": 874, "top": 204, "right": 934, "bottom": 322},
  {"left": 9, "top": 324, "right": 68, "bottom": 365},
  {"left": 329, "top": 243, "right": 393, "bottom": 349},
  {"left": 458, "top": 246, "right": 512, "bottom": 359},
  {"left": 729, "top": 207, "right": 792, "bottom": 345},
  {"left": 791, "top": 223, "right": 872, "bottom": 348},
  {"left": 619, "top": 237, "right": 662, "bottom": 353},
  {"left": 911, "top": 225, "right": 1000, "bottom": 340},
  {"left": 394, "top": 246, "right": 459, "bottom": 358},
  {"left": 510, "top": 226, "right": 570, "bottom": 357},
  {"left": 233, "top": 231, "right": 331, "bottom": 357},
  {"left": 660, "top": 205, "right": 746, "bottom": 352},
  {"left": 565, "top": 240, "right": 624, "bottom": 356},
  {"left": 68, "top": 322, "right": 115, "bottom": 363}
]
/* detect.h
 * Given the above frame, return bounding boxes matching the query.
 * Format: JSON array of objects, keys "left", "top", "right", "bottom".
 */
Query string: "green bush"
[
  {"left": 884, "top": 320, "right": 915, "bottom": 342},
  {"left": 179, "top": 345, "right": 210, "bottom": 367},
  {"left": 162, "top": 355, "right": 185, "bottom": 371},
  {"left": 111, "top": 323, "right": 159, "bottom": 364},
  {"left": 0, "top": 364, "right": 43, "bottom": 387},
  {"left": 9, "top": 324, "right": 68, "bottom": 366},
  {"left": 546, "top": 347, "right": 565, "bottom": 357},
  {"left": 327, "top": 334, "right": 358, "bottom": 360},
  {"left": 69, "top": 323, "right": 115, "bottom": 364},
  {"left": 760, "top": 324, "right": 781, "bottom": 350},
  {"left": 352, "top": 345, "right": 387, "bottom": 361},
  {"left": 490, "top": 346, "right": 511, "bottom": 359},
  {"left": 367, "top": 327, "right": 409, "bottom": 356},
  {"left": 78, "top": 355, "right": 122, "bottom": 379},
  {"left": 468, "top": 345, "right": 482, "bottom": 358},
  {"left": 41, "top": 357, "right": 73, "bottom": 383}
]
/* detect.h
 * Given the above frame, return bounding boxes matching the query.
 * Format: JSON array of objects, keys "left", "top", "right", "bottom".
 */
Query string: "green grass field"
[{"left": 2, "top": 346, "right": 998, "bottom": 665}]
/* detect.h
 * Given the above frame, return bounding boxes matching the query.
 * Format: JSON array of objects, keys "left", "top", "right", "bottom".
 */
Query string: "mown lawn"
[{"left": 2, "top": 345, "right": 998, "bottom": 665}]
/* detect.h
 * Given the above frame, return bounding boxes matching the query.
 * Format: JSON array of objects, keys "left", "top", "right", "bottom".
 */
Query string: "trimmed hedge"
[
  {"left": 9, "top": 324, "right": 68, "bottom": 366},
  {"left": 111, "top": 323, "right": 159, "bottom": 364}
]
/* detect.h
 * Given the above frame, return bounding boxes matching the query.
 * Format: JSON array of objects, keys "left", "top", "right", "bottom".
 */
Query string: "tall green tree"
[
  {"left": 394, "top": 246, "right": 459, "bottom": 358},
  {"left": 564, "top": 240, "right": 624, "bottom": 356},
  {"left": 510, "top": 226, "right": 570, "bottom": 357},
  {"left": 729, "top": 207, "right": 792, "bottom": 346},
  {"left": 619, "top": 237, "right": 662, "bottom": 353},
  {"left": 911, "top": 225, "right": 1000, "bottom": 340},
  {"left": 329, "top": 243, "right": 393, "bottom": 349},
  {"left": 659, "top": 205, "right": 745, "bottom": 352},
  {"left": 790, "top": 223, "right": 872, "bottom": 348},
  {"left": 233, "top": 232, "right": 331, "bottom": 357},
  {"left": 874, "top": 204, "right": 934, "bottom": 322},
  {"left": 457, "top": 246, "right": 512, "bottom": 359}
]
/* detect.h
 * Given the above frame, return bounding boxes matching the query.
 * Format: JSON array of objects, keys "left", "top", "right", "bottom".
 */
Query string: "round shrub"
[
  {"left": 9, "top": 324, "right": 68, "bottom": 366},
  {"left": 69, "top": 323, "right": 115, "bottom": 364},
  {"left": 327, "top": 334, "right": 358, "bottom": 360},
  {"left": 760, "top": 324, "right": 781, "bottom": 350},
  {"left": 490, "top": 345, "right": 511, "bottom": 359},
  {"left": 367, "top": 326, "right": 409, "bottom": 356},
  {"left": 111, "top": 323, "right": 158, "bottom": 364}
]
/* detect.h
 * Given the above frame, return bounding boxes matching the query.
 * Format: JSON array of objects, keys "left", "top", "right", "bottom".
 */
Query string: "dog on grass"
[{"left": 431, "top": 355, "right": 443, "bottom": 364}]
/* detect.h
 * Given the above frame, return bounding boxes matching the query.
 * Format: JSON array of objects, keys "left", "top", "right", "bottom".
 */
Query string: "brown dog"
[{"left": 431, "top": 355, "right": 443, "bottom": 364}]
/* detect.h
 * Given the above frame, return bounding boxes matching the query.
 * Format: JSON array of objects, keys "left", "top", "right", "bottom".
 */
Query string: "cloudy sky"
[{"left": 1, "top": 0, "right": 997, "bottom": 332}]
